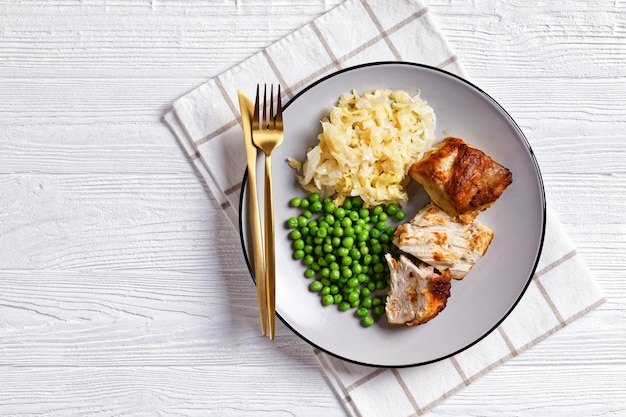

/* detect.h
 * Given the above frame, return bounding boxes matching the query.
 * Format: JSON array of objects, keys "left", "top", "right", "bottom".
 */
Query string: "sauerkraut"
[{"left": 291, "top": 89, "right": 436, "bottom": 207}]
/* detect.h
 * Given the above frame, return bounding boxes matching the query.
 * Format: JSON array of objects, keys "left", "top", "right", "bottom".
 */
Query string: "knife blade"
[{"left": 237, "top": 90, "right": 267, "bottom": 336}]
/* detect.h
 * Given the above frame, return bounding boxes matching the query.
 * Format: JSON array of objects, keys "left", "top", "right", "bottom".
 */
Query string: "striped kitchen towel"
[{"left": 163, "top": 0, "right": 605, "bottom": 415}]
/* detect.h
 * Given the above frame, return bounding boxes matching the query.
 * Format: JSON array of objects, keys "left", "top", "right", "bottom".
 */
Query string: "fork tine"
[
  {"left": 276, "top": 85, "right": 283, "bottom": 127},
  {"left": 253, "top": 84, "right": 260, "bottom": 129},
  {"left": 262, "top": 84, "right": 266, "bottom": 129},
  {"left": 267, "top": 84, "right": 276, "bottom": 129}
]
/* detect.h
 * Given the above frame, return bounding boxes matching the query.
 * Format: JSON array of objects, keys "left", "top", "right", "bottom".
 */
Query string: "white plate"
[{"left": 239, "top": 62, "right": 545, "bottom": 367}]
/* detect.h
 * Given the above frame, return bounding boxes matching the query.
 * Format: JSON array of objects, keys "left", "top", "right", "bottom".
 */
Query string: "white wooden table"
[{"left": 1, "top": 1, "right": 624, "bottom": 415}]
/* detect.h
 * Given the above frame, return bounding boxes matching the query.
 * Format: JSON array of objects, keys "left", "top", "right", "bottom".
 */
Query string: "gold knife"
[{"left": 237, "top": 90, "right": 267, "bottom": 336}]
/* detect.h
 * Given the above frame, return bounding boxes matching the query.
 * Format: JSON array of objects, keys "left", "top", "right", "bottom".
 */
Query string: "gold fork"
[{"left": 251, "top": 84, "right": 284, "bottom": 340}]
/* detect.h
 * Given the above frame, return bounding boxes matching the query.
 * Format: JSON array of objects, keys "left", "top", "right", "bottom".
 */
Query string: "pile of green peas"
[{"left": 286, "top": 192, "right": 406, "bottom": 327}]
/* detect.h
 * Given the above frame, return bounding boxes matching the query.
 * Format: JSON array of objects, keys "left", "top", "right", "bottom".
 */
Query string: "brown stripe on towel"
[
  {"left": 437, "top": 55, "right": 458, "bottom": 69},
  {"left": 262, "top": 49, "right": 293, "bottom": 99},
  {"left": 310, "top": 20, "right": 342, "bottom": 70},
  {"left": 535, "top": 249, "right": 577, "bottom": 278},
  {"left": 532, "top": 250, "right": 579, "bottom": 327},
  {"left": 391, "top": 368, "right": 423, "bottom": 415},
  {"left": 345, "top": 368, "right": 387, "bottom": 392},
  {"left": 224, "top": 181, "right": 242, "bottom": 196},
  {"left": 534, "top": 279, "right": 566, "bottom": 327},
  {"left": 195, "top": 119, "right": 239, "bottom": 146},
  {"left": 498, "top": 326, "right": 519, "bottom": 357},
  {"left": 449, "top": 357, "right": 470, "bottom": 386},
  {"left": 360, "top": 0, "right": 402, "bottom": 59},
  {"left": 216, "top": 77, "right": 241, "bottom": 121},
  {"left": 288, "top": 5, "right": 429, "bottom": 96}
]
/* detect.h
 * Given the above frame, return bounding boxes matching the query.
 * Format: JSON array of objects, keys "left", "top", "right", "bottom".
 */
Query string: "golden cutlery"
[
  {"left": 237, "top": 90, "right": 268, "bottom": 336},
  {"left": 251, "top": 84, "right": 284, "bottom": 340}
]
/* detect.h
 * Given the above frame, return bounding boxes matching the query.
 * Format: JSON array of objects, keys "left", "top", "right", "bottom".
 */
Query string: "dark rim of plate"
[{"left": 237, "top": 61, "right": 547, "bottom": 368}]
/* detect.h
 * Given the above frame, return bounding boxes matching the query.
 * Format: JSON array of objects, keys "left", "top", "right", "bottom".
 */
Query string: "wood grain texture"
[{"left": 0, "top": 0, "right": 624, "bottom": 416}]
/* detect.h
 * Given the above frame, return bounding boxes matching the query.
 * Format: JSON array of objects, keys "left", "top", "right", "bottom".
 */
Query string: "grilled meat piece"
[
  {"left": 409, "top": 137, "right": 512, "bottom": 224},
  {"left": 385, "top": 253, "right": 452, "bottom": 326},
  {"left": 393, "top": 203, "right": 494, "bottom": 280}
]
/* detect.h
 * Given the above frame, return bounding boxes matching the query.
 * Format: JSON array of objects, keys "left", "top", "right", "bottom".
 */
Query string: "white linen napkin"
[{"left": 163, "top": 1, "right": 605, "bottom": 415}]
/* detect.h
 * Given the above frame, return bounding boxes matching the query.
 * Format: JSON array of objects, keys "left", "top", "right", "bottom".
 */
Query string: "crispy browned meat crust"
[{"left": 409, "top": 137, "right": 512, "bottom": 223}]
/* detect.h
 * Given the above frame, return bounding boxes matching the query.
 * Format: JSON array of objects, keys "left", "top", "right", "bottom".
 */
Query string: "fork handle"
[{"left": 263, "top": 154, "right": 276, "bottom": 340}]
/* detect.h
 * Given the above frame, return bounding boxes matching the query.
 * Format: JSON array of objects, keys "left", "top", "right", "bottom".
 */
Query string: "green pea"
[
  {"left": 293, "top": 249, "right": 304, "bottom": 260},
  {"left": 329, "top": 269, "right": 341, "bottom": 281},
  {"left": 303, "top": 254, "right": 314, "bottom": 265},
  {"left": 309, "top": 192, "right": 320, "bottom": 202},
  {"left": 373, "top": 305, "right": 386, "bottom": 316},
  {"left": 371, "top": 243, "right": 382, "bottom": 254},
  {"left": 347, "top": 292, "right": 360, "bottom": 303},
  {"left": 304, "top": 268, "right": 315, "bottom": 278},
  {"left": 337, "top": 247, "right": 349, "bottom": 258},
  {"left": 293, "top": 239, "right": 305, "bottom": 250},
  {"left": 351, "top": 196, "right": 364, "bottom": 208},
  {"left": 395, "top": 209, "right": 406, "bottom": 221},
  {"left": 287, "top": 217, "right": 298, "bottom": 229},
  {"left": 310, "top": 201, "right": 323, "bottom": 212},
  {"left": 290, "top": 197, "right": 302, "bottom": 208},
  {"left": 322, "top": 294, "right": 334, "bottom": 305},
  {"left": 342, "top": 199, "right": 353, "bottom": 210},
  {"left": 356, "top": 307, "right": 368, "bottom": 317},
  {"left": 334, "top": 207, "right": 346, "bottom": 219},
  {"left": 333, "top": 294, "right": 343, "bottom": 304},
  {"left": 361, "top": 297, "right": 373, "bottom": 309},
  {"left": 309, "top": 280, "right": 323, "bottom": 292},
  {"left": 324, "top": 201, "right": 336, "bottom": 213},
  {"left": 338, "top": 301, "right": 350, "bottom": 311},
  {"left": 342, "top": 236, "right": 354, "bottom": 248},
  {"left": 361, "top": 316, "right": 375, "bottom": 327},
  {"left": 385, "top": 203, "right": 399, "bottom": 215}
]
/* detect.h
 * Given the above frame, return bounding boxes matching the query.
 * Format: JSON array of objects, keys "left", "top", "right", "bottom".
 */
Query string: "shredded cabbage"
[{"left": 293, "top": 89, "right": 436, "bottom": 207}]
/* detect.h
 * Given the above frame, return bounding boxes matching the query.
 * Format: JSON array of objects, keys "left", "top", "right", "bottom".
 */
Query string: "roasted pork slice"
[
  {"left": 385, "top": 253, "right": 452, "bottom": 326},
  {"left": 393, "top": 203, "right": 494, "bottom": 280},
  {"left": 409, "top": 136, "right": 512, "bottom": 224}
]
